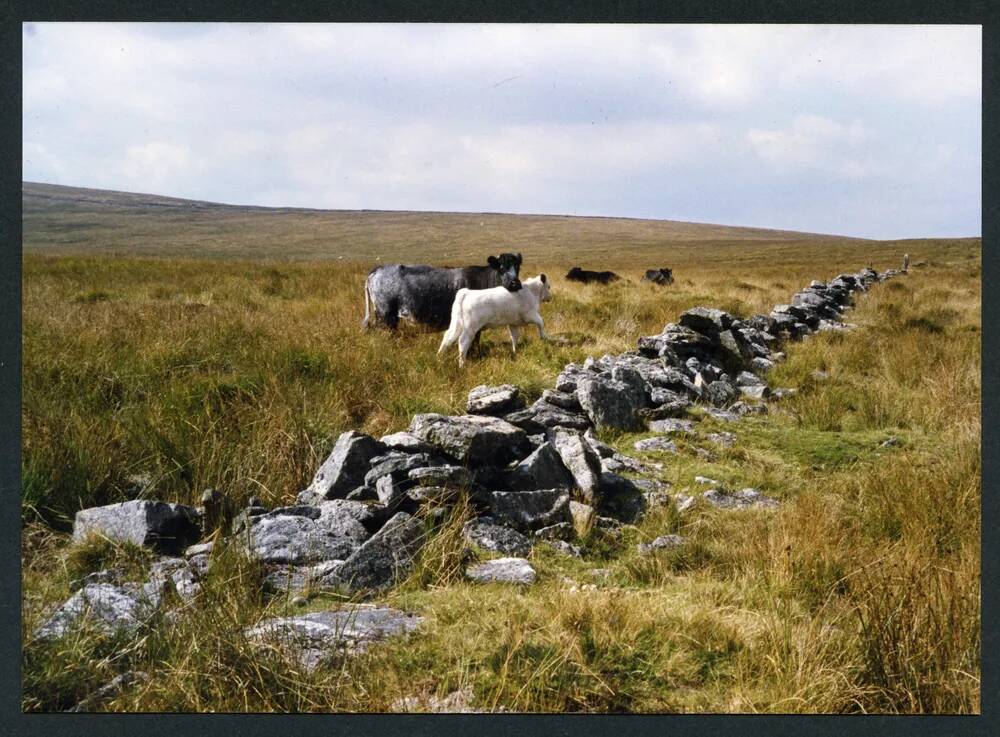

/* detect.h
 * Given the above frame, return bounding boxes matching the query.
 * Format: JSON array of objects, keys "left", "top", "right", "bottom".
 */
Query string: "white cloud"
[{"left": 21, "top": 23, "right": 982, "bottom": 238}]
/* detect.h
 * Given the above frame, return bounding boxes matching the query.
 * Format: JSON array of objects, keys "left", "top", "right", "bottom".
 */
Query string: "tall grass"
[{"left": 21, "top": 237, "right": 980, "bottom": 712}]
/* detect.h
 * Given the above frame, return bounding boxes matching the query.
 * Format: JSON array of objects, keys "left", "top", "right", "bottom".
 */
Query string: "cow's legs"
[
  {"left": 470, "top": 329, "right": 484, "bottom": 356},
  {"left": 508, "top": 326, "right": 521, "bottom": 354},
  {"left": 458, "top": 330, "right": 476, "bottom": 368},
  {"left": 531, "top": 315, "right": 549, "bottom": 341}
]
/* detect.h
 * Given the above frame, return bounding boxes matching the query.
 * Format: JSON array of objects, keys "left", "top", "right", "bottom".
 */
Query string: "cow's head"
[
  {"left": 488, "top": 252, "right": 523, "bottom": 291},
  {"left": 539, "top": 273, "right": 552, "bottom": 302}
]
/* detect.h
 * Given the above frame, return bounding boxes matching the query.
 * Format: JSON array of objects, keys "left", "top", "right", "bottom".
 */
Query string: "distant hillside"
[{"left": 23, "top": 181, "right": 867, "bottom": 263}]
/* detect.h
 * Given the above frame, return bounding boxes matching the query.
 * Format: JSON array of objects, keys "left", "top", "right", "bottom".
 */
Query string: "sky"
[{"left": 22, "top": 23, "right": 981, "bottom": 239}]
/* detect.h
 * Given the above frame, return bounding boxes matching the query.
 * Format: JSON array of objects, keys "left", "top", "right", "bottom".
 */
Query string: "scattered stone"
[
  {"left": 264, "top": 559, "right": 346, "bottom": 594},
  {"left": 200, "top": 488, "right": 233, "bottom": 535},
  {"left": 533, "top": 522, "right": 574, "bottom": 541},
  {"left": 34, "top": 583, "right": 162, "bottom": 641},
  {"left": 771, "top": 388, "right": 797, "bottom": 400},
  {"left": 245, "top": 605, "right": 423, "bottom": 671},
  {"left": 634, "top": 436, "right": 678, "bottom": 453},
  {"left": 674, "top": 494, "right": 696, "bottom": 513},
  {"left": 466, "top": 557, "right": 536, "bottom": 585},
  {"left": 466, "top": 384, "right": 524, "bottom": 415},
  {"left": 880, "top": 436, "right": 902, "bottom": 448},
  {"left": 694, "top": 476, "right": 720, "bottom": 486},
  {"left": 390, "top": 688, "right": 481, "bottom": 714},
  {"left": 462, "top": 519, "right": 532, "bottom": 556},
  {"left": 637, "top": 535, "right": 685, "bottom": 555},
  {"left": 73, "top": 500, "right": 201, "bottom": 555},
  {"left": 649, "top": 417, "right": 696, "bottom": 435},
  {"left": 704, "top": 408, "right": 740, "bottom": 422},
  {"left": 67, "top": 670, "right": 149, "bottom": 713},
  {"left": 545, "top": 540, "right": 583, "bottom": 558},
  {"left": 811, "top": 369, "right": 830, "bottom": 381},
  {"left": 706, "top": 431, "right": 737, "bottom": 447},
  {"left": 703, "top": 488, "right": 779, "bottom": 510}
]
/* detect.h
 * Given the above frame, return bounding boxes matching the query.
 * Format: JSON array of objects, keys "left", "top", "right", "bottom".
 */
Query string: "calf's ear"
[
  {"left": 540, "top": 273, "right": 547, "bottom": 283},
  {"left": 487, "top": 256, "right": 499, "bottom": 267},
  {"left": 516, "top": 252, "right": 523, "bottom": 266}
]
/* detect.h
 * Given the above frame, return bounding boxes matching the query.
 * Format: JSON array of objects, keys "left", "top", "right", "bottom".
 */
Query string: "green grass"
[{"left": 20, "top": 191, "right": 980, "bottom": 713}]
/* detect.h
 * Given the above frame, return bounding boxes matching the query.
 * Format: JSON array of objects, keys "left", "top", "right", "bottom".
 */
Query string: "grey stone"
[
  {"left": 674, "top": 494, "right": 697, "bottom": 513},
  {"left": 736, "top": 371, "right": 765, "bottom": 387},
  {"left": 704, "top": 380, "right": 738, "bottom": 407},
  {"left": 244, "top": 605, "right": 423, "bottom": 671},
  {"left": 703, "top": 488, "right": 779, "bottom": 509},
  {"left": 597, "top": 472, "right": 648, "bottom": 523},
  {"left": 34, "top": 583, "right": 162, "bottom": 641},
  {"left": 337, "top": 512, "right": 426, "bottom": 592},
  {"left": 147, "top": 557, "right": 201, "bottom": 601},
  {"left": 67, "top": 670, "right": 149, "bottom": 713},
  {"left": 545, "top": 540, "right": 583, "bottom": 558},
  {"left": 637, "top": 535, "right": 686, "bottom": 555},
  {"left": 390, "top": 688, "right": 481, "bottom": 714},
  {"left": 694, "top": 476, "right": 720, "bottom": 485},
  {"left": 678, "top": 307, "right": 735, "bottom": 336},
  {"left": 184, "top": 541, "right": 214, "bottom": 558},
  {"left": 462, "top": 519, "right": 532, "bottom": 556},
  {"left": 248, "top": 513, "right": 367, "bottom": 565},
  {"left": 300, "top": 431, "right": 387, "bottom": 503},
  {"left": 317, "top": 499, "right": 387, "bottom": 535},
  {"left": 409, "top": 465, "right": 473, "bottom": 490},
  {"left": 466, "top": 384, "right": 525, "bottom": 415},
  {"left": 379, "top": 431, "right": 437, "bottom": 455},
  {"left": 634, "top": 436, "right": 678, "bottom": 453},
  {"left": 705, "top": 408, "right": 740, "bottom": 422},
  {"left": 541, "top": 389, "right": 582, "bottom": 412},
  {"left": 73, "top": 500, "right": 201, "bottom": 555},
  {"left": 344, "top": 486, "right": 379, "bottom": 502},
  {"left": 739, "top": 385, "right": 770, "bottom": 400},
  {"left": 533, "top": 522, "right": 575, "bottom": 541},
  {"left": 583, "top": 428, "right": 616, "bottom": 458},
  {"left": 576, "top": 375, "right": 644, "bottom": 432},
  {"left": 526, "top": 401, "right": 592, "bottom": 431},
  {"left": 406, "top": 485, "right": 461, "bottom": 504},
  {"left": 506, "top": 442, "right": 575, "bottom": 491},
  {"left": 649, "top": 417, "right": 696, "bottom": 435},
  {"left": 548, "top": 429, "right": 603, "bottom": 504},
  {"left": 409, "top": 413, "right": 528, "bottom": 466},
  {"left": 466, "top": 558, "right": 536, "bottom": 585},
  {"left": 364, "top": 452, "right": 438, "bottom": 488},
  {"left": 264, "top": 559, "right": 346, "bottom": 594},
  {"left": 488, "top": 490, "right": 571, "bottom": 532},
  {"left": 375, "top": 475, "right": 409, "bottom": 508},
  {"left": 706, "top": 431, "right": 737, "bottom": 447}
]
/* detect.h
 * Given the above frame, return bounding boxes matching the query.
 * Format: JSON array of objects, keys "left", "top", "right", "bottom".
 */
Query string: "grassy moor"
[{"left": 21, "top": 184, "right": 980, "bottom": 713}]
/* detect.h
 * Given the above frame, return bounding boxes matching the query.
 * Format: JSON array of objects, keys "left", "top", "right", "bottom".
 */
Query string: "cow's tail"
[
  {"left": 438, "top": 289, "right": 467, "bottom": 354},
  {"left": 362, "top": 273, "right": 374, "bottom": 330}
]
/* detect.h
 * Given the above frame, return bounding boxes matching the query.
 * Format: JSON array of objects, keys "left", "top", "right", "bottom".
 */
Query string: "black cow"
[
  {"left": 642, "top": 268, "right": 674, "bottom": 286},
  {"left": 363, "top": 253, "right": 523, "bottom": 330},
  {"left": 565, "top": 266, "right": 621, "bottom": 285}
]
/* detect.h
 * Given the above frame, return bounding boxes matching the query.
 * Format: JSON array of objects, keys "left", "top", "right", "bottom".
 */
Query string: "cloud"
[{"left": 21, "top": 23, "right": 981, "bottom": 238}]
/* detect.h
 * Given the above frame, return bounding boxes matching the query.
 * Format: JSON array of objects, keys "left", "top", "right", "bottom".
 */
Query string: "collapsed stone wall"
[{"left": 38, "top": 265, "right": 902, "bottom": 667}]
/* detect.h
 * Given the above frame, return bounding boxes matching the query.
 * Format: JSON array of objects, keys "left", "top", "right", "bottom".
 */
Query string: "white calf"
[{"left": 438, "top": 274, "right": 552, "bottom": 366}]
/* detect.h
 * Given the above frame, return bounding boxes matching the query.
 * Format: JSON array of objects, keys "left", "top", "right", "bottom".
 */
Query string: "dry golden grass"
[{"left": 20, "top": 188, "right": 980, "bottom": 713}]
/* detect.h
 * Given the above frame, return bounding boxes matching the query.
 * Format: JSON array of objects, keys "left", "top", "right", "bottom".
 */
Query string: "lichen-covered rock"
[
  {"left": 634, "top": 436, "right": 678, "bottom": 453},
  {"left": 637, "top": 535, "right": 685, "bottom": 555},
  {"left": 703, "top": 488, "right": 779, "bottom": 509},
  {"left": 548, "top": 428, "right": 603, "bottom": 505},
  {"left": 540, "top": 389, "right": 582, "bottom": 412},
  {"left": 648, "top": 417, "right": 696, "bottom": 435},
  {"left": 299, "top": 431, "right": 387, "bottom": 503},
  {"left": 466, "top": 558, "right": 536, "bottom": 585},
  {"left": 487, "top": 490, "right": 571, "bottom": 532},
  {"left": 704, "top": 380, "right": 738, "bottom": 407},
  {"left": 248, "top": 513, "right": 368, "bottom": 565},
  {"left": 34, "top": 583, "right": 162, "bottom": 641},
  {"left": 408, "top": 465, "right": 472, "bottom": 488},
  {"left": 409, "top": 414, "right": 528, "bottom": 466},
  {"left": 336, "top": 512, "right": 426, "bottom": 592},
  {"left": 73, "top": 500, "right": 200, "bottom": 555},
  {"left": 462, "top": 519, "right": 532, "bottom": 556},
  {"left": 264, "top": 559, "right": 345, "bottom": 594},
  {"left": 506, "top": 442, "right": 575, "bottom": 491},
  {"left": 379, "top": 431, "right": 437, "bottom": 455},
  {"left": 678, "top": 306, "right": 734, "bottom": 336},
  {"left": 244, "top": 605, "right": 423, "bottom": 671},
  {"left": 466, "top": 384, "right": 525, "bottom": 415},
  {"left": 576, "top": 375, "right": 644, "bottom": 432}
]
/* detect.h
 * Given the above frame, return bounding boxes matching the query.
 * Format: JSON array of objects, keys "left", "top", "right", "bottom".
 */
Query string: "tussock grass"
[{"left": 20, "top": 231, "right": 980, "bottom": 712}]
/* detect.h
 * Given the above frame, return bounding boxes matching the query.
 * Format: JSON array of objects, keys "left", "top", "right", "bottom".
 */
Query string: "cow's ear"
[
  {"left": 540, "top": 273, "right": 547, "bottom": 283},
  {"left": 488, "top": 256, "right": 499, "bottom": 267},
  {"left": 516, "top": 252, "right": 523, "bottom": 265}
]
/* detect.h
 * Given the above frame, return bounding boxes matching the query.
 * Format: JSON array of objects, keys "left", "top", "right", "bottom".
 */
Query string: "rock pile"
[{"left": 40, "top": 265, "right": 898, "bottom": 673}]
